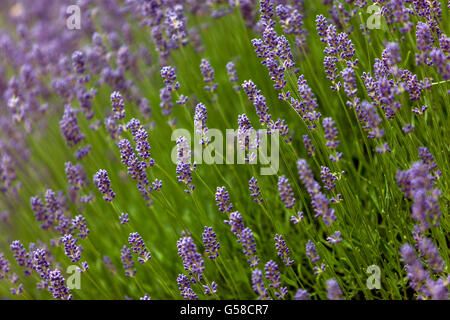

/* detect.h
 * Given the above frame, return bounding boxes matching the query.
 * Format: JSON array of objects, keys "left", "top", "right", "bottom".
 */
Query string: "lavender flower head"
[
  {"left": 326, "top": 279, "right": 344, "bottom": 300},
  {"left": 274, "top": 234, "right": 294, "bottom": 266},
  {"left": 177, "top": 235, "right": 205, "bottom": 283},
  {"left": 200, "top": 59, "right": 217, "bottom": 92},
  {"left": 249, "top": 177, "right": 263, "bottom": 204},
  {"left": 202, "top": 226, "right": 220, "bottom": 259},
  {"left": 215, "top": 186, "right": 233, "bottom": 212},
  {"left": 111, "top": 91, "right": 125, "bottom": 120},
  {"left": 93, "top": 169, "right": 116, "bottom": 202},
  {"left": 277, "top": 175, "right": 296, "bottom": 209},
  {"left": 194, "top": 103, "right": 210, "bottom": 146},
  {"left": 128, "top": 232, "right": 151, "bottom": 263}
]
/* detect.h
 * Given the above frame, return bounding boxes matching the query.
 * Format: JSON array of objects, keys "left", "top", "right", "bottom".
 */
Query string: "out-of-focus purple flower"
[
  {"left": 326, "top": 231, "right": 342, "bottom": 244},
  {"left": 402, "top": 124, "right": 415, "bottom": 134},
  {"left": 418, "top": 147, "right": 441, "bottom": 178},
  {"left": 202, "top": 226, "right": 220, "bottom": 259},
  {"left": 74, "top": 145, "right": 91, "bottom": 160},
  {"left": 417, "top": 237, "right": 445, "bottom": 274},
  {"left": 200, "top": 59, "right": 217, "bottom": 92},
  {"left": 176, "top": 136, "right": 196, "bottom": 193},
  {"left": 120, "top": 245, "right": 136, "bottom": 277},
  {"left": 297, "top": 159, "right": 336, "bottom": 225},
  {"left": 306, "top": 240, "right": 320, "bottom": 264},
  {"left": 326, "top": 279, "right": 344, "bottom": 300},
  {"left": 119, "top": 213, "right": 129, "bottom": 225},
  {"left": 226, "top": 61, "right": 239, "bottom": 91},
  {"left": 60, "top": 105, "right": 85, "bottom": 147},
  {"left": 274, "top": 234, "right": 294, "bottom": 266},
  {"left": 0, "top": 251, "right": 10, "bottom": 280},
  {"left": 177, "top": 235, "right": 205, "bottom": 283},
  {"left": 376, "top": 142, "right": 391, "bottom": 154},
  {"left": 277, "top": 175, "right": 296, "bottom": 209},
  {"left": 140, "top": 294, "right": 151, "bottom": 300},
  {"left": 290, "top": 211, "right": 304, "bottom": 224},
  {"left": 111, "top": 91, "right": 125, "bottom": 120},
  {"left": 72, "top": 51, "right": 85, "bottom": 75},
  {"left": 294, "top": 288, "right": 311, "bottom": 300},
  {"left": 160, "top": 66, "right": 180, "bottom": 92}
]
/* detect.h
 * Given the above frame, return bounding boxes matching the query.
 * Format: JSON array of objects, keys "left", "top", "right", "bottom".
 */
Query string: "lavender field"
[{"left": 0, "top": 0, "right": 449, "bottom": 300}]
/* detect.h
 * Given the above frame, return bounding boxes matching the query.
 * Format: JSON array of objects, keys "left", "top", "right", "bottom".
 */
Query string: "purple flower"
[
  {"left": 160, "top": 66, "right": 180, "bottom": 91},
  {"left": 402, "top": 124, "right": 415, "bottom": 134},
  {"left": 177, "top": 235, "right": 205, "bottom": 283},
  {"left": 215, "top": 186, "right": 233, "bottom": 212},
  {"left": 194, "top": 103, "right": 209, "bottom": 146},
  {"left": 226, "top": 61, "right": 239, "bottom": 91},
  {"left": 200, "top": 59, "right": 217, "bottom": 92},
  {"left": 0, "top": 251, "right": 10, "bottom": 280},
  {"left": 290, "top": 211, "right": 304, "bottom": 224},
  {"left": 111, "top": 91, "right": 125, "bottom": 120},
  {"left": 326, "top": 279, "right": 344, "bottom": 300},
  {"left": 120, "top": 245, "right": 136, "bottom": 277},
  {"left": 252, "top": 269, "right": 269, "bottom": 300},
  {"left": 48, "top": 269, "right": 72, "bottom": 300},
  {"left": 71, "top": 215, "right": 89, "bottom": 239},
  {"left": 264, "top": 260, "right": 281, "bottom": 289},
  {"left": 93, "top": 169, "right": 116, "bottom": 202},
  {"left": 326, "top": 231, "right": 342, "bottom": 244},
  {"left": 297, "top": 159, "right": 336, "bottom": 225},
  {"left": 10, "top": 240, "right": 31, "bottom": 269},
  {"left": 277, "top": 175, "right": 296, "bottom": 209},
  {"left": 224, "top": 211, "right": 245, "bottom": 237},
  {"left": 320, "top": 166, "right": 338, "bottom": 191},
  {"left": 249, "top": 177, "right": 263, "bottom": 204},
  {"left": 306, "top": 240, "right": 320, "bottom": 264},
  {"left": 60, "top": 105, "right": 85, "bottom": 147},
  {"left": 203, "top": 281, "right": 218, "bottom": 295},
  {"left": 237, "top": 227, "right": 259, "bottom": 267},
  {"left": 61, "top": 234, "right": 82, "bottom": 263},
  {"left": 128, "top": 232, "right": 151, "bottom": 263},
  {"left": 417, "top": 237, "right": 445, "bottom": 274},
  {"left": 119, "top": 213, "right": 129, "bottom": 225},
  {"left": 323, "top": 117, "right": 340, "bottom": 149},
  {"left": 177, "top": 274, "right": 198, "bottom": 300},
  {"left": 294, "top": 289, "right": 311, "bottom": 300},
  {"left": 140, "top": 294, "right": 151, "bottom": 300},
  {"left": 274, "top": 234, "right": 294, "bottom": 266},
  {"left": 176, "top": 136, "right": 196, "bottom": 193},
  {"left": 72, "top": 51, "right": 85, "bottom": 74},
  {"left": 418, "top": 147, "right": 441, "bottom": 178},
  {"left": 74, "top": 145, "right": 91, "bottom": 160},
  {"left": 303, "top": 135, "right": 316, "bottom": 157},
  {"left": 202, "top": 226, "right": 220, "bottom": 259}
]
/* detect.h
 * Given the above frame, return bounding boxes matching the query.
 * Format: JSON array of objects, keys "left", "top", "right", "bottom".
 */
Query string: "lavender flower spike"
[
  {"left": 326, "top": 279, "right": 344, "bottom": 300},
  {"left": 93, "top": 169, "right": 116, "bottom": 202}
]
